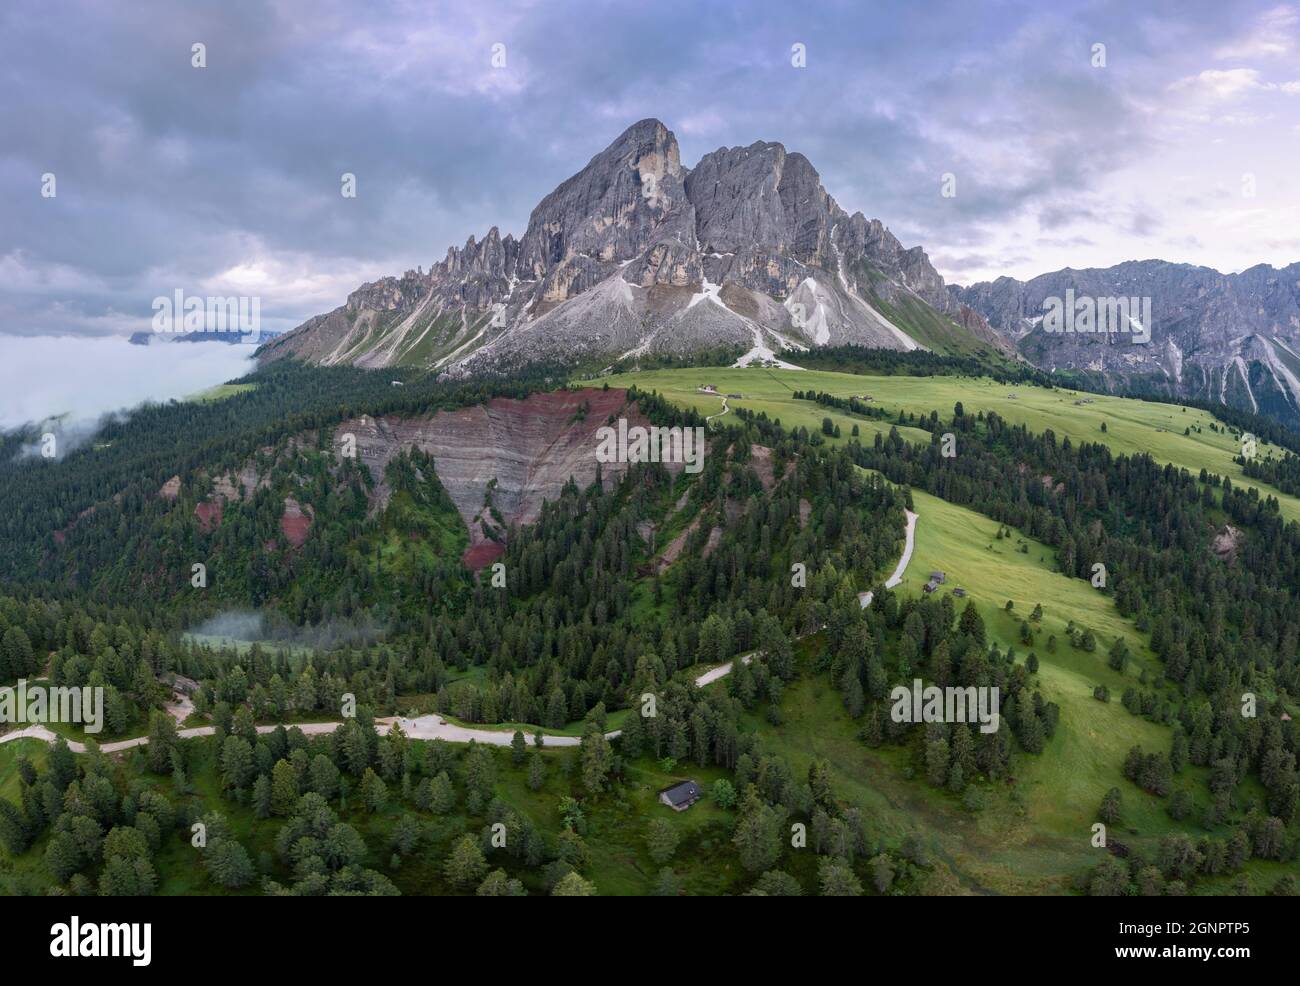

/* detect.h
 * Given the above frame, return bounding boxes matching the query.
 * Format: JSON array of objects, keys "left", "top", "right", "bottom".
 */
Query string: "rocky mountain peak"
[
  {"left": 261, "top": 119, "right": 1007, "bottom": 372},
  {"left": 506, "top": 118, "right": 693, "bottom": 307}
]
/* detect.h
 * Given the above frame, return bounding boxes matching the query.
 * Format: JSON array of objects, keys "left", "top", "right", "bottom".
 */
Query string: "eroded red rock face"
[
  {"left": 462, "top": 541, "right": 506, "bottom": 570},
  {"left": 194, "top": 500, "right": 223, "bottom": 531},
  {"left": 335, "top": 388, "right": 681, "bottom": 564},
  {"left": 280, "top": 497, "right": 312, "bottom": 548}
]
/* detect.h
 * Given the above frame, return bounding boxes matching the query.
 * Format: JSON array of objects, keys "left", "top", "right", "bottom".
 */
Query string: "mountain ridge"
[
  {"left": 951, "top": 258, "right": 1300, "bottom": 428},
  {"left": 257, "top": 119, "right": 1008, "bottom": 373}
]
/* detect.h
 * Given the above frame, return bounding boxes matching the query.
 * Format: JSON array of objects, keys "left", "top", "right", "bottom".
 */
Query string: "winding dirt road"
[
  {"left": 859, "top": 508, "right": 918, "bottom": 608},
  {"left": 697, "top": 507, "right": 918, "bottom": 681},
  {"left": 0, "top": 716, "right": 586, "bottom": 754},
  {"left": 705, "top": 396, "right": 729, "bottom": 428}
]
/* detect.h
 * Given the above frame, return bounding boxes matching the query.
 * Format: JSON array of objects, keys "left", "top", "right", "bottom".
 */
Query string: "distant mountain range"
[
  {"left": 951, "top": 261, "right": 1300, "bottom": 428},
  {"left": 257, "top": 119, "right": 1008, "bottom": 374}
]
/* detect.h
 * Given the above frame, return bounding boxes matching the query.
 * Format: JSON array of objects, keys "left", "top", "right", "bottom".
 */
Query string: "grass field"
[
  {"left": 0, "top": 739, "right": 46, "bottom": 803},
  {"left": 596, "top": 367, "right": 1300, "bottom": 524},
  {"left": 186, "top": 382, "right": 257, "bottom": 403}
]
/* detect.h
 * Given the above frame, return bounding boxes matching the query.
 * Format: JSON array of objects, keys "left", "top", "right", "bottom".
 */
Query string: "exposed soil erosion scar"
[{"left": 334, "top": 388, "right": 683, "bottom": 566}]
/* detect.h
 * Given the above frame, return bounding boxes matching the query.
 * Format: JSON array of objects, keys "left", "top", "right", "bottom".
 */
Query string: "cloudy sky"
[{"left": 3, "top": 0, "right": 1299, "bottom": 344}]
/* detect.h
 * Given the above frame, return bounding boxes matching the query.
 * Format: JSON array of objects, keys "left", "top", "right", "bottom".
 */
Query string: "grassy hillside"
[
  {"left": 0, "top": 739, "right": 46, "bottom": 804},
  {"left": 4, "top": 473, "right": 1291, "bottom": 895},
  {"left": 5, "top": 364, "right": 1294, "bottom": 897},
  {"left": 859, "top": 277, "right": 994, "bottom": 358},
  {"left": 727, "top": 484, "right": 1292, "bottom": 894},
  {"left": 593, "top": 365, "right": 1300, "bottom": 893},
  {"left": 597, "top": 366, "right": 1300, "bottom": 524},
  {"left": 186, "top": 382, "right": 258, "bottom": 403}
]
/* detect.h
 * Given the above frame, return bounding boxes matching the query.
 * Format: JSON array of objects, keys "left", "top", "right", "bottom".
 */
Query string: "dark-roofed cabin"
[
  {"left": 659, "top": 780, "right": 702, "bottom": 811},
  {"left": 929, "top": 571, "right": 946, "bottom": 583},
  {"left": 923, "top": 580, "right": 939, "bottom": 594}
]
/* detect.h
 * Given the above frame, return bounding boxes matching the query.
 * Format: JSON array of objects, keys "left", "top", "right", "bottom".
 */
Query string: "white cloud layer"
[{"left": 0, "top": 335, "right": 255, "bottom": 430}]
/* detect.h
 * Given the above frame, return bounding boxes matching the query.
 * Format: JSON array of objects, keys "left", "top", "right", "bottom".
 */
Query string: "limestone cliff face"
[
  {"left": 516, "top": 118, "right": 693, "bottom": 300},
  {"left": 687, "top": 142, "right": 834, "bottom": 268},
  {"left": 258, "top": 119, "right": 1003, "bottom": 372}
]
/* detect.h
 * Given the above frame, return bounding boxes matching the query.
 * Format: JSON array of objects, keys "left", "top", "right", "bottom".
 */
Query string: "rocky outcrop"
[
  {"left": 1212, "top": 525, "right": 1244, "bottom": 561},
  {"left": 259, "top": 119, "right": 1004, "bottom": 373},
  {"left": 280, "top": 497, "right": 312, "bottom": 548}
]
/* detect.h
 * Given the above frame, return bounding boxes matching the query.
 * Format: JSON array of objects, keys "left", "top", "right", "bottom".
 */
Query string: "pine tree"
[
  {"left": 1018, "top": 708, "right": 1046, "bottom": 754},
  {"left": 753, "top": 870, "right": 802, "bottom": 896},
  {"left": 551, "top": 872, "right": 597, "bottom": 895},
  {"left": 361, "top": 767, "right": 388, "bottom": 813},
  {"left": 220, "top": 736, "right": 254, "bottom": 792},
  {"left": 44, "top": 830, "right": 81, "bottom": 882},
  {"left": 1, "top": 626, "right": 34, "bottom": 682},
  {"left": 270, "top": 760, "right": 298, "bottom": 816},
  {"left": 545, "top": 688, "right": 568, "bottom": 728},
  {"left": 205, "top": 838, "right": 255, "bottom": 889},
  {"left": 390, "top": 813, "right": 421, "bottom": 857},
  {"left": 310, "top": 754, "right": 340, "bottom": 800},
  {"left": 580, "top": 722, "right": 612, "bottom": 794},
  {"left": 428, "top": 771, "right": 456, "bottom": 814},
  {"left": 477, "top": 869, "right": 526, "bottom": 896},
  {"left": 646, "top": 818, "right": 679, "bottom": 865},
  {"left": 958, "top": 601, "right": 986, "bottom": 649},
  {"left": 510, "top": 730, "right": 527, "bottom": 766},
  {"left": 925, "top": 736, "right": 949, "bottom": 787},
  {"left": 0, "top": 799, "right": 32, "bottom": 856},
  {"left": 146, "top": 710, "right": 178, "bottom": 774},
  {"left": 710, "top": 778, "right": 736, "bottom": 809},
  {"left": 1099, "top": 787, "right": 1122, "bottom": 824},
  {"left": 1089, "top": 857, "right": 1129, "bottom": 896},
  {"left": 444, "top": 834, "right": 488, "bottom": 887},
  {"left": 818, "top": 856, "right": 862, "bottom": 896},
  {"left": 869, "top": 853, "right": 895, "bottom": 893},
  {"left": 732, "top": 789, "right": 782, "bottom": 873},
  {"left": 526, "top": 753, "right": 545, "bottom": 792},
  {"left": 252, "top": 774, "right": 272, "bottom": 819}
]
